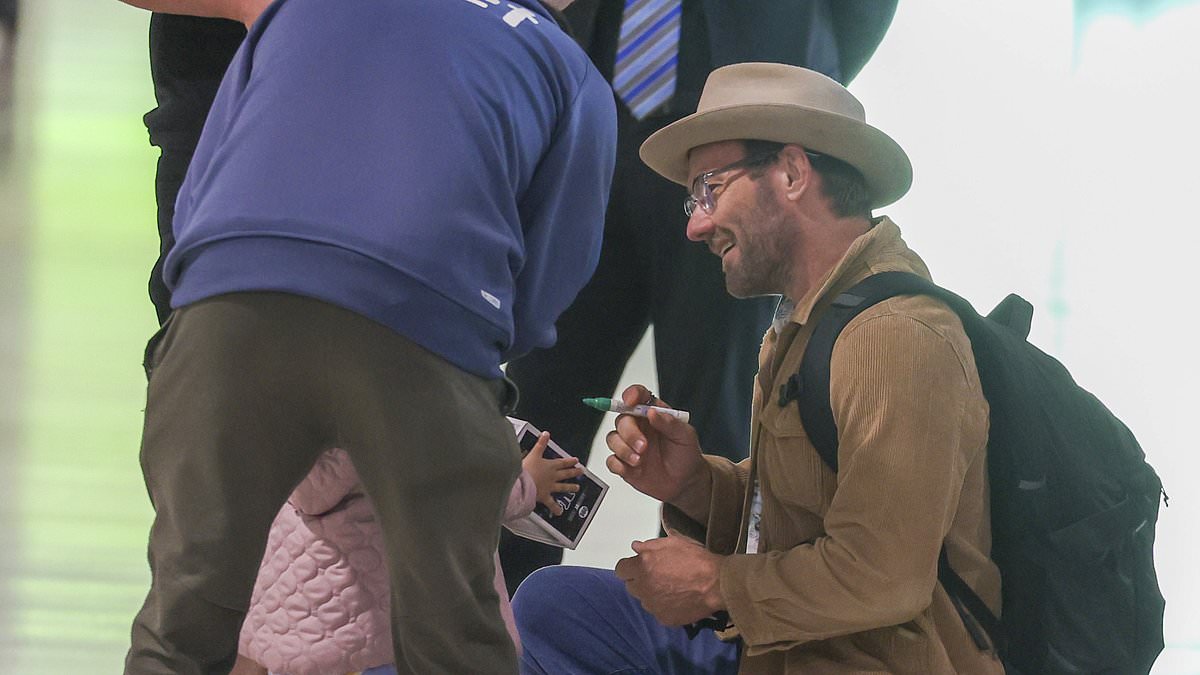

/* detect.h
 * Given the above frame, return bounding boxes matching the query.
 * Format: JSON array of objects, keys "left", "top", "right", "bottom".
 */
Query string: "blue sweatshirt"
[{"left": 165, "top": 0, "right": 617, "bottom": 378}]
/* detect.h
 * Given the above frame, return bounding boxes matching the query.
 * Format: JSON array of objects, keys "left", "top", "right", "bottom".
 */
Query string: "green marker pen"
[{"left": 582, "top": 397, "right": 691, "bottom": 423}]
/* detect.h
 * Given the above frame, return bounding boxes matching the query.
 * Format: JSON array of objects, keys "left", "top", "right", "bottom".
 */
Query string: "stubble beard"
[{"left": 723, "top": 189, "right": 794, "bottom": 299}]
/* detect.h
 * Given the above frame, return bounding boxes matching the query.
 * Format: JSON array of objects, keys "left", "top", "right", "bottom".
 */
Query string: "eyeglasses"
[{"left": 683, "top": 151, "right": 780, "bottom": 218}]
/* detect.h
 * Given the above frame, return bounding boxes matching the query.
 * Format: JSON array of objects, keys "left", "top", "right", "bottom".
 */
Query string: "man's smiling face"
[{"left": 685, "top": 141, "right": 797, "bottom": 299}]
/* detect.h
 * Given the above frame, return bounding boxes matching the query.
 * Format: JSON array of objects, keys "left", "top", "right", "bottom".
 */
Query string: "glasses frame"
[
  {"left": 683, "top": 150, "right": 780, "bottom": 218},
  {"left": 683, "top": 150, "right": 828, "bottom": 218}
]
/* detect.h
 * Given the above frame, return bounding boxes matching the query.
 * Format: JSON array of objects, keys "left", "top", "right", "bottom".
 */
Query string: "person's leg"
[
  {"left": 0, "top": 0, "right": 15, "bottom": 29},
  {"left": 328, "top": 308, "right": 521, "bottom": 675},
  {"left": 514, "top": 566, "right": 739, "bottom": 675},
  {"left": 499, "top": 247, "right": 650, "bottom": 589},
  {"left": 504, "top": 110, "right": 655, "bottom": 468},
  {"left": 126, "top": 294, "right": 333, "bottom": 675},
  {"left": 0, "top": 0, "right": 15, "bottom": 157},
  {"left": 502, "top": 118, "right": 654, "bottom": 591}
]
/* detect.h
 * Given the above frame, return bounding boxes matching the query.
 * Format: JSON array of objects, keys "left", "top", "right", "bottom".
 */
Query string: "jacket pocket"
[
  {"left": 755, "top": 399, "right": 832, "bottom": 518},
  {"left": 142, "top": 312, "right": 177, "bottom": 381}
]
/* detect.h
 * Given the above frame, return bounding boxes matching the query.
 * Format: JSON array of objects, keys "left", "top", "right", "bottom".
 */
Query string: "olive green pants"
[{"left": 125, "top": 292, "right": 521, "bottom": 674}]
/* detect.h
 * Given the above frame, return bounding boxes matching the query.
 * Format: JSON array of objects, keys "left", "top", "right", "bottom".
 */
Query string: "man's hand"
[
  {"left": 615, "top": 529, "right": 726, "bottom": 626},
  {"left": 604, "top": 384, "right": 705, "bottom": 503}
]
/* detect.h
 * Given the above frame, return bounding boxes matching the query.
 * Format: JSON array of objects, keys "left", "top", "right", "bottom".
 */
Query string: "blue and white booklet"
[{"left": 504, "top": 417, "right": 609, "bottom": 549}]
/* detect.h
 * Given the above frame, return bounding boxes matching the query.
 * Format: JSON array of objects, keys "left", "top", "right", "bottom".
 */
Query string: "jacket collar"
[{"left": 782, "top": 216, "right": 927, "bottom": 328}]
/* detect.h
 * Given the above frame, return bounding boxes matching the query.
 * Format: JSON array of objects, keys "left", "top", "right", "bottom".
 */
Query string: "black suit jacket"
[{"left": 565, "top": 0, "right": 897, "bottom": 119}]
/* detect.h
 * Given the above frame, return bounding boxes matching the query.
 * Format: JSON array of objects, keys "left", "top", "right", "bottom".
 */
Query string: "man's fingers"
[
  {"left": 614, "top": 414, "right": 648, "bottom": 454},
  {"left": 605, "top": 429, "right": 642, "bottom": 467},
  {"left": 605, "top": 453, "right": 631, "bottom": 477},
  {"left": 620, "top": 384, "right": 655, "bottom": 407},
  {"left": 646, "top": 407, "right": 695, "bottom": 445}
]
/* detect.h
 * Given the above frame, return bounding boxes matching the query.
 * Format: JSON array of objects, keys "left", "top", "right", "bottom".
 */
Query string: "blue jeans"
[{"left": 513, "top": 566, "right": 740, "bottom": 675}]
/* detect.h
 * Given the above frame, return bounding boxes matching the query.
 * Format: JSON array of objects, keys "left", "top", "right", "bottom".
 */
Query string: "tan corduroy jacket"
[{"left": 665, "top": 219, "right": 1003, "bottom": 674}]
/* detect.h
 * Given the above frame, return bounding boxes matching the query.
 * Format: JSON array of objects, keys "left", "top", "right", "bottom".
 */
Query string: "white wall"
[{"left": 852, "top": 4, "right": 1199, "bottom": 669}]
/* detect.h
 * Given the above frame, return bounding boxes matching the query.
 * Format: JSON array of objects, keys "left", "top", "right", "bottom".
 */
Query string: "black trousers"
[
  {"left": 0, "top": 0, "right": 14, "bottom": 29},
  {"left": 502, "top": 106, "right": 776, "bottom": 593}
]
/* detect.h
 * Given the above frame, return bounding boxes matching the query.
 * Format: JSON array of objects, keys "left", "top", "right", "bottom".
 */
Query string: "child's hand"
[{"left": 521, "top": 431, "right": 584, "bottom": 516}]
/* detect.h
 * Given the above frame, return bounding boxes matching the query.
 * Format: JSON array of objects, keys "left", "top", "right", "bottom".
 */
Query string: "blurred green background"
[{"left": 0, "top": 1, "right": 158, "bottom": 670}]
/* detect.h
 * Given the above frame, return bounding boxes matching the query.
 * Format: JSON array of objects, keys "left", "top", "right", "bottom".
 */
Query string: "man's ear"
[{"left": 778, "top": 145, "right": 813, "bottom": 202}]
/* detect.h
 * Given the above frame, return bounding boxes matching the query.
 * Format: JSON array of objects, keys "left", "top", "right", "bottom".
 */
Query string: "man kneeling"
[{"left": 513, "top": 63, "right": 1002, "bottom": 675}]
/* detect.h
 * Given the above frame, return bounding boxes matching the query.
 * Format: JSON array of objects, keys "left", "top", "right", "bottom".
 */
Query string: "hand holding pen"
[
  {"left": 596, "top": 391, "right": 730, "bottom": 633},
  {"left": 590, "top": 385, "right": 706, "bottom": 505},
  {"left": 582, "top": 396, "right": 690, "bottom": 423}
]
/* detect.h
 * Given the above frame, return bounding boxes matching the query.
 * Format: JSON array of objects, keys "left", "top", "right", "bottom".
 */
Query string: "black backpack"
[{"left": 787, "top": 271, "right": 1166, "bottom": 674}]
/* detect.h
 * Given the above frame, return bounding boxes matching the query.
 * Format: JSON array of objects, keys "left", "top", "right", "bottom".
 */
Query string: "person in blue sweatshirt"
[{"left": 117, "top": 0, "right": 616, "bottom": 673}]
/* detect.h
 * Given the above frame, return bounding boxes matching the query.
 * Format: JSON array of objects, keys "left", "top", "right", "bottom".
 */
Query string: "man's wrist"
[
  {"left": 684, "top": 556, "right": 732, "bottom": 639},
  {"left": 704, "top": 551, "right": 727, "bottom": 613},
  {"left": 667, "top": 459, "right": 712, "bottom": 519}
]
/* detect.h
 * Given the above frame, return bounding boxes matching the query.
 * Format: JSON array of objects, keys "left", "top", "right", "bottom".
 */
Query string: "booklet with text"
[{"left": 504, "top": 417, "right": 609, "bottom": 549}]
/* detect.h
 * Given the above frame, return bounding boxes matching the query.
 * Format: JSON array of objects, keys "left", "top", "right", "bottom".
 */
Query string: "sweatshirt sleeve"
[{"left": 503, "top": 65, "right": 616, "bottom": 361}]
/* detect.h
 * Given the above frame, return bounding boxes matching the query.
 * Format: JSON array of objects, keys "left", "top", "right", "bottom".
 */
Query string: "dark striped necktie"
[{"left": 612, "top": 0, "right": 682, "bottom": 120}]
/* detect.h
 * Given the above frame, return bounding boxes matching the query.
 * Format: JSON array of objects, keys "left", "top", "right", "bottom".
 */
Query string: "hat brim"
[{"left": 639, "top": 104, "right": 913, "bottom": 209}]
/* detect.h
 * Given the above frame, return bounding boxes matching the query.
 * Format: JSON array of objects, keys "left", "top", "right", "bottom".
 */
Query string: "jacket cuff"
[
  {"left": 719, "top": 553, "right": 773, "bottom": 650},
  {"left": 662, "top": 455, "right": 748, "bottom": 555}
]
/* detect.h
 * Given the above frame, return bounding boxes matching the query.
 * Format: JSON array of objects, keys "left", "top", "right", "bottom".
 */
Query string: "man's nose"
[{"left": 686, "top": 209, "right": 713, "bottom": 242}]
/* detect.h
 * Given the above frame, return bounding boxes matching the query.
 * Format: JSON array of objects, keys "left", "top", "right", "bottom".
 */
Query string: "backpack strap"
[
  {"left": 939, "top": 550, "right": 1004, "bottom": 653},
  {"left": 797, "top": 271, "right": 943, "bottom": 471},
  {"left": 794, "top": 270, "right": 1005, "bottom": 655}
]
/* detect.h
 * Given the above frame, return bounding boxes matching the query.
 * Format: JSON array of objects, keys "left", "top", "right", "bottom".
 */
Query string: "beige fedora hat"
[{"left": 640, "top": 62, "right": 912, "bottom": 209}]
